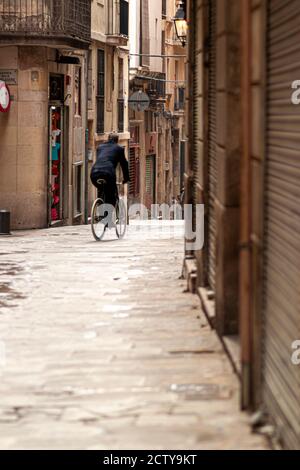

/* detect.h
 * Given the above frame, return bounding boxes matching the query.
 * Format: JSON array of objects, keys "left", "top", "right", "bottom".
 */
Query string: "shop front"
[{"left": 48, "top": 74, "right": 67, "bottom": 226}]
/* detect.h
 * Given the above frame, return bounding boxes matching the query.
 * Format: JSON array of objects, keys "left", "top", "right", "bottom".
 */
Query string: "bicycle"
[{"left": 91, "top": 180, "right": 127, "bottom": 241}]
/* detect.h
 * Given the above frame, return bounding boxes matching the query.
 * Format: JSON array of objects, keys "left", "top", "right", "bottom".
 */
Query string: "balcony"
[
  {"left": 0, "top": 0, "right": 91, "bottom": 49},
  {"left": 106, "top": 0, "right": 128, "bottom": 46}
]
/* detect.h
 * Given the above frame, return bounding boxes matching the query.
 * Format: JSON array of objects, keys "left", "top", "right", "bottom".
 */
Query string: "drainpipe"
[
  {"left": 184, "top": 0, "right": 195, "bottom": 261},
  {"left": 240, "top": 0, "right": 252, "bottom": 410},
  {"left": 84, "top": 49, "right": 89, "bottom": 225}
]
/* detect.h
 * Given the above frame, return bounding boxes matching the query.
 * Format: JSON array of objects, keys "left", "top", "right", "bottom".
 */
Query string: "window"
[
  {"left": 175, "top": 86, "right": 185, "bottom": 110},
  {"left": 178, "top": 87, "right": 185, "bottom": 109},
  {"left": 74, "top": 67, "right": 82, "bottom": 116},
  {"left": 88, "top": 51, "right": 93, "bottom": 110},
  {"left": 118, "top": 58, "right": 124, "bottom": 132},
  {"left": 49, "top": 74, "right": 64, "bottom": 102},
  {"left": 145, "top": 111, "right": 154, "bottom": 133},
  {"left": 97, "top": 49, "right": 105, "bottom": 134},
  {"left": 120, "top": 0, "right": 129, "bottom": 36},
  {"left": 162, "top": 0, "right": 166, "bottom": 17}
]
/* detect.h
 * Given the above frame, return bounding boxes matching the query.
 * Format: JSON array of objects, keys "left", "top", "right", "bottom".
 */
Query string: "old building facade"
[
  {"left": 184, "top": 0, "right": 300, "bottom": 450},
  {"left": 0, "top": 0, "right": 129, "bottom": 229},
  {"left": 0, "top": 0, "right": 91, "bottom": 229},
  {"left": 129, "top": 0, "right": 186, "bottom": 209},
  {"left": 87, "top": 0, "right": 130, "bottom": 213}
]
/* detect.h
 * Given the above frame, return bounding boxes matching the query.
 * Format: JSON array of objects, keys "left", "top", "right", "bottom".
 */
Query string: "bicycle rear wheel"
[
  {"left": 115, "top": 198, "right": 127, "bottom": 239},
  {"left": 91, "top": 198, "right": 107, "bottom": 241}
]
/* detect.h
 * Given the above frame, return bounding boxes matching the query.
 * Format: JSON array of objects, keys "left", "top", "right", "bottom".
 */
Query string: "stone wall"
[{"left": 0, "top": 46, "right": 48, "bottom": 229}]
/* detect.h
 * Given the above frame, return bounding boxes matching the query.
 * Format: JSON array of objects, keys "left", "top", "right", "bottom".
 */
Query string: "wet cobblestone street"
[{"left": 0, "top": 223, "right": 268, "bottom": 449}]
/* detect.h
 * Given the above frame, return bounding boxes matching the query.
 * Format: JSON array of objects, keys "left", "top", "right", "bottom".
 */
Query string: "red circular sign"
[{"left": 0, "top": 81, "right": 11, "bottom": 113}]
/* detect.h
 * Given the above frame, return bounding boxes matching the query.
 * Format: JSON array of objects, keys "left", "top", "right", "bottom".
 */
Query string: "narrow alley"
[{"left": 0, "top": 223, "right": 267, "bottom": 450}]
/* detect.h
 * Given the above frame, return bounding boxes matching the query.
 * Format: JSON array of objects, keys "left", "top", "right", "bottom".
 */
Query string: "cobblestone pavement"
[{"left": 0, "top": 222, "right": 268, "bottom": 450}]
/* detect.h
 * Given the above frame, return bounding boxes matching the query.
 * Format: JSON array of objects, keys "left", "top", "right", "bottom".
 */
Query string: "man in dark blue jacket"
[{"left": 90, "top": 133, "right": 130, "bottom": 207}]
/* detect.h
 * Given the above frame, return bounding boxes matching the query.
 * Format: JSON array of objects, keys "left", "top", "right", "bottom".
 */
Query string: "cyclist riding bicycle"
[{"left": 90, "top": 133, "right": 130, "bottom": 211}]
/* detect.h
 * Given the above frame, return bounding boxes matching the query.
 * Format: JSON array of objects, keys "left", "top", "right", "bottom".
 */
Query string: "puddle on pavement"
[
  {"left": 0, "top": 262, "right": 26, "bottom": 309},
  {"left": 170, "top": 383, "right": 229, "bottom": 400},
  {"left": 103, "top": 288, "right": 123, "bottom": 295},
  {"left": 103, "top": 304, "right": 133, "bottom": 313},
  {"left": 0, "top": 263, "right": 23, "bottom": 276},
  {"left": 0, "top": 283, "right": 26, "bottom": 308},
  {"left": 0, "top": 251, "right": 28, "bottom": 255},
  {"left": 127, "top": 269, "right": 145, "bottom": 276},
  {"left": 113, "top": 313, "right": 129, "bottom": 319}
]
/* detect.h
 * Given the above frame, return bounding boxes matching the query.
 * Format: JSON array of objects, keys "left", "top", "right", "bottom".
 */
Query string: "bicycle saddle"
[{"left": 97, "top": 178, "right": 107, "bottom": 185}]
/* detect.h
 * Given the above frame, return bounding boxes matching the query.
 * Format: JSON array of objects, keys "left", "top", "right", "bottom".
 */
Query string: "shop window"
[
  {"left": 97, "top": 49, "right": 105, "bottom": 134},
  {"left": 50, "top": 106, "right": 63, "bottom": 223}
]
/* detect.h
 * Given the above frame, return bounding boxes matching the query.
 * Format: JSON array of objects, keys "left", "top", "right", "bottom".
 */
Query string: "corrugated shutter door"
[
  {"left": 129, "top": 147, "right": 136, "bottom": 196},
  {"left": 192, "top": 0, "right": 201, "bottom": 226},
  {"left": 263, "top": 0, "right": 300, "bottom": 449},
  {"left": 146, "top": 156, "right": 151, "bottom": 194},
  {"left": 145, "top": 155, "right": 155, "bottom": 207},
  {"left": 207, "top": 0, "right": 217, "bottom": 291}
]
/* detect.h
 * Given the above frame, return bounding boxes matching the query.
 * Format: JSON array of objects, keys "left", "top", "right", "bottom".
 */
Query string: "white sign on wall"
[
  {"left": 0, "top": 70, "right": 17, "bottom": 85},
  {"left": 0, "top": 81, "right": 11, "bottom": 113}
]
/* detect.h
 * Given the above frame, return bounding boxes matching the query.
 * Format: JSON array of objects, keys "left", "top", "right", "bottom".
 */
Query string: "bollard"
[{"left": 0, "top": 210, "right": 11, "bottom": 235}]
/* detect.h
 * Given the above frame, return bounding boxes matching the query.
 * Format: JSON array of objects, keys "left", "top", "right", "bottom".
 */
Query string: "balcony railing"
[{"left": 0, "top": 0, "right": 91, "bottom": 48}]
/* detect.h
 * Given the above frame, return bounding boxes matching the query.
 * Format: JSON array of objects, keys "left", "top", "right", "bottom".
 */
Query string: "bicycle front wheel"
[
  {"left": 115, "top": 198, "right": 127, "bottom": 239},
  {"left": 91, "top": 198, "right": 107, "bottom": 241}
]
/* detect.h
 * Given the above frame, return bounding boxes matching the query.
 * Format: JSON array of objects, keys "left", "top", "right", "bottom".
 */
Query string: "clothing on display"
[
  {"left": 52, "top": 143, "right": 61, "bottom": 161},
  {"left": 51, "top": 129, "right": 61, "bottom": 147},
  {"left": 50, "top": 108, "right": 62, "bottom": 222}
]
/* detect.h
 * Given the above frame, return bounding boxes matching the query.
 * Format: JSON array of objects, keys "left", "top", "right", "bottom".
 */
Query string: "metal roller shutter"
[
  {"left": 263, "top": 0, "right": 300, "bottom": 450},
  {"left": 129, "top": 147, "right": 136, "bottom": 196},
  {"left": 192, "top": 0, "right": 201, "bottom": 229},
  {"left": 145, "top": 155, "right": 155, "bottom": 208},
  {"left": 207, "top": 0, "right": 217, "bottom": 292}
]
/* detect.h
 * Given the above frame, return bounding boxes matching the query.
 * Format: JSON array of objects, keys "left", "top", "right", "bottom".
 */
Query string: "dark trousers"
[{"left": 91, "top": 171, "right": 118, "bottom": 207}]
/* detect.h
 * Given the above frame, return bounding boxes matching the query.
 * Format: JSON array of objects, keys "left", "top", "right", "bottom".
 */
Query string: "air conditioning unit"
[{"left": 164, "top": 162, "right": 170, "bottom": 171}]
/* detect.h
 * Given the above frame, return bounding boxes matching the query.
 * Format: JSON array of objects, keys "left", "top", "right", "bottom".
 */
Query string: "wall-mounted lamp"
[{"left": 173, "top": 1, "right": 188, "bottom": 47}]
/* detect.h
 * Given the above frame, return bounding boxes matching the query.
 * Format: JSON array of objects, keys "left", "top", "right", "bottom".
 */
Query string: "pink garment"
[
  {"left": 51, "top": 208, "right": 58, "bottom": 221},
  {"left": 53, "top": 195, "right": 59, "bottom": 205}
]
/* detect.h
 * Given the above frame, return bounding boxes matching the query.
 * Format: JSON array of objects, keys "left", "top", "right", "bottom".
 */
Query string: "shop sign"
[
  {"left": 0, "top": 70, "right": 17, "bottom": 85},
  {"left": 0, "top": 81, "right": 11, "bottom": 113}
]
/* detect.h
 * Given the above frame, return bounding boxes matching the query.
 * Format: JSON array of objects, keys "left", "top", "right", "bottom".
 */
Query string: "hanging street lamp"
[{"left": 173, "top": 1, "right": 188, "bottom": 47}]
